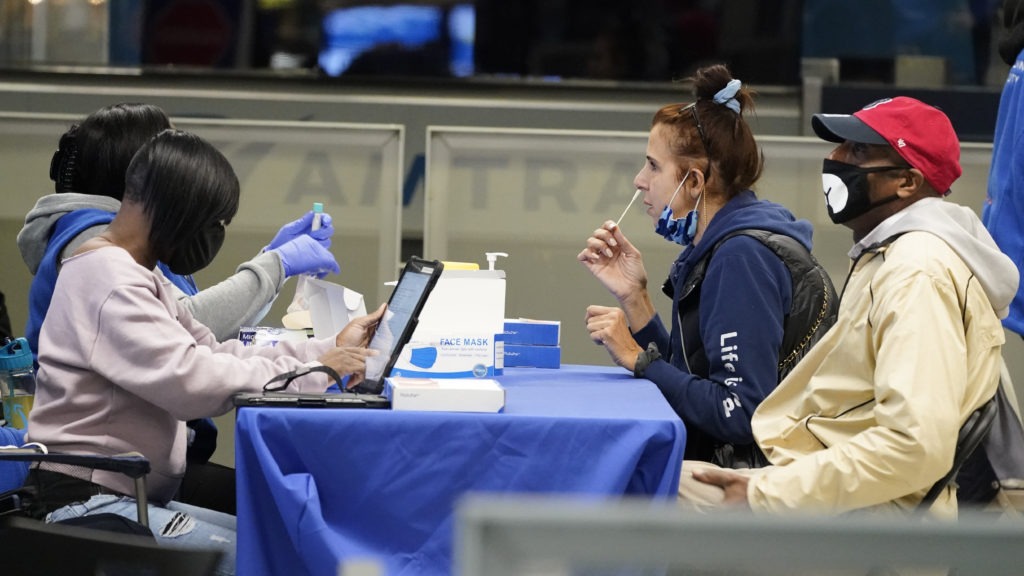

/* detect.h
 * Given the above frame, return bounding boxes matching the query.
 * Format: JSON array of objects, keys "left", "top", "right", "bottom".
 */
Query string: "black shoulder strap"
[{"left": 696, "top": 229, "right": 839, "bottom": 380}]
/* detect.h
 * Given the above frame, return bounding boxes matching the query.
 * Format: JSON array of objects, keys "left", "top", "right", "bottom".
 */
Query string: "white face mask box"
[
  {"left": 392, "top": 330, "right": 504, "bottom": 378},
  {"left": 394, "top": 267, "right": 506, "bottom": 378}
]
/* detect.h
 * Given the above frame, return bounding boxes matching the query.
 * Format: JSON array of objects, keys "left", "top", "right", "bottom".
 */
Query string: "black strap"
[{"left": 264, "top": 363, "right": 344, "bottom": 392}]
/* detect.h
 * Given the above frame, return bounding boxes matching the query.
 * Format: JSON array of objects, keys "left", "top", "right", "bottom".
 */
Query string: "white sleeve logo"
[{"left": 720, "top": 331, "right": 739, "bottom": 373}]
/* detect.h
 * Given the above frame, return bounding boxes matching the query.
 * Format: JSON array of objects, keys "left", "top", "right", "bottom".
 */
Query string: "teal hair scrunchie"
[{"left": 713, "top": 79, "right": 742, "bottom": 113}]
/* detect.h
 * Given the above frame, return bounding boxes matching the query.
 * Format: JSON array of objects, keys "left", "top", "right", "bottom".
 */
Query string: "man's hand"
[{"left": 691, "top": 466, "right": 751, "bottom": 508}]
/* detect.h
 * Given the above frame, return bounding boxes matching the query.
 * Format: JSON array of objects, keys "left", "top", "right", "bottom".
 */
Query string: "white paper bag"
[{"left": 305, "top": 278, "right": 367, "bottom": 339}]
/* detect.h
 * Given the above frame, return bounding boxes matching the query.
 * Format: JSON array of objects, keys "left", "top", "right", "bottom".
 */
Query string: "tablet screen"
[{"left": 362, "top": 257, "right": 442, "bottom": 390}]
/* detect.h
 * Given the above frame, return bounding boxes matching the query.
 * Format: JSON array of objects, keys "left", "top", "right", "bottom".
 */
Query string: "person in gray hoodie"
[
  {"left": 18, "top": 103, "right": 338, "bottom": 352},
  {"left": 683, "top": 97, "right": 1019, "bottom": 518}
]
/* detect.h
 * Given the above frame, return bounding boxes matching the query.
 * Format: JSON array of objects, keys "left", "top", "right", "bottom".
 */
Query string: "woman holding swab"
[{"left": 578, "top": 63, "right": 837, "bottom": 471}]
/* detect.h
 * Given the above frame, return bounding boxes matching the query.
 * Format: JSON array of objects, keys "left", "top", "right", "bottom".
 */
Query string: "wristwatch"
[{"left": 633, "top": 342, "right": 662, "bottom": 378}]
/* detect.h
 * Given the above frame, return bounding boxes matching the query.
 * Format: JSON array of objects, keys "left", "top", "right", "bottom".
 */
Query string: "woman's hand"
[
  {"left": 336, "top": 302, "right": 387, "bottom": 348},
  {"left": 585, "top": 305, "right": 644, "bottom": 370},
  {"left": 317, "top": 346, "right": 378, "bottom": 389},
  {"left": 577, "top": 221, "right": 649, "bottom": 303}
]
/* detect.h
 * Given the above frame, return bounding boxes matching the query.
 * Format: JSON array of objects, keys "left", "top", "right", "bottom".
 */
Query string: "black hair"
[
  {"left": 73, "top": 103, "right": 172, "bottom": 200},
  {"left": 123, "top": 129, "right": 239, "bottom": 262}
]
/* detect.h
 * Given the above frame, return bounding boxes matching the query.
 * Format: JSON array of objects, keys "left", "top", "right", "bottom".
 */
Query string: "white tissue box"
[
  {"left": 384, "top": 377, "right": 505, "bottom": 413},
  {"left": 238, "top": 326, "right": 309, "bottom": 347}
]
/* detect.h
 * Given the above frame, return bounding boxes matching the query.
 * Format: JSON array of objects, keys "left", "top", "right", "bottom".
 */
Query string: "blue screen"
[{"left": 319, "top": 3, "right": 474, "bottom": 77}]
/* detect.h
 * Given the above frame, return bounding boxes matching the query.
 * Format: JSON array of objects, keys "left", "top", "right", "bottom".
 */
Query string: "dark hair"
[
  {"left": 124, "top": 129, "right": 239, "bottom": 261},
  {"left": 73, "top": 103, "right": 172, "bottom": 201},
  {"left": 999, "top": 0, "right": 1024, "bottom": 65},
  {"left": 651, "top": 64, "right": 764, "bottom": 197}
]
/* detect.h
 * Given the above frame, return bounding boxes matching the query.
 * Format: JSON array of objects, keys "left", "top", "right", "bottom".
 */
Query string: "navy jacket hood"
[{"left": 687, "top": 189, "right": 813, "bottom": 262}]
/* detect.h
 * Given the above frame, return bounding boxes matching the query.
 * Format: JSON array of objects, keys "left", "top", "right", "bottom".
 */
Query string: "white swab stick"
[{"left": 616, "top": 189, "right": 642, "bottom": 226}]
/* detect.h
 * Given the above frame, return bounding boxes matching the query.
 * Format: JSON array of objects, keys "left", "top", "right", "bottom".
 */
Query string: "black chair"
[
  {"left": 0, "top": 446, "right": 226, "bottom": 574},
  {"left": 915, "top": 395, "right": 999, "bottom": 513},
  {"left": 0, "top": 446, "right": 152, "bottom": 526},
  {"left": 0, "top": 515, "right": 222, "bottom": 576}
]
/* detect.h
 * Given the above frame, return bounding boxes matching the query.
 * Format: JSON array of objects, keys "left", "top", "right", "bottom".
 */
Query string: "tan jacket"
[{"left": 748, "top": 230, "right": 1005, "bottom": 517}]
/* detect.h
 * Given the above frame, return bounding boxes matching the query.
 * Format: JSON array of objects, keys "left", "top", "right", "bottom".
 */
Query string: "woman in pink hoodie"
[{"left": 26, "top": 129, "right": 383, "bottom": 575}]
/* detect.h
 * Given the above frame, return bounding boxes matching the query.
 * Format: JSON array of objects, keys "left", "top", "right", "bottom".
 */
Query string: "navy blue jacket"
[{"left": 633, "top": 190, "right": 813, "bottom": 457}]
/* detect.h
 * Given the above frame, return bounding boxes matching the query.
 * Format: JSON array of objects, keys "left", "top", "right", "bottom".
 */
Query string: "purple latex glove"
[
  {"left": 263, "top": 210, "right": 334, "bottom": 252},
  {"left": 273, "top": 235, "right": 340, "bottom": 278}
]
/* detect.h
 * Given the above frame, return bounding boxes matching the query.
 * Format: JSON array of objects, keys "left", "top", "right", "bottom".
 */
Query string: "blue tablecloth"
[{"left": 235, "top": 364, "right": 686, "bottom": 576}]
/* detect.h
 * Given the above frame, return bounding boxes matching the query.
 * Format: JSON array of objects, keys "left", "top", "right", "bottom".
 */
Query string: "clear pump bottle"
[{"left": 0, "top": 338, "right": 36, "bottom": 429}]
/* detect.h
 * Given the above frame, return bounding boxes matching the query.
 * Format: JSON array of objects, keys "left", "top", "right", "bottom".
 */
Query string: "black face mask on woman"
[
  {"left": 165, "top": 221, "right": 225, "bottom": 275},
  {"left": 821, "top": 158, "right": 906, "bottom": 224}
]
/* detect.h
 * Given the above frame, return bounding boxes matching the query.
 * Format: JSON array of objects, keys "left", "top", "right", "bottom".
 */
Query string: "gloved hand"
[
  {"left": 273, "top": 235, "right": 340, "bottom": 278},
  {"left": 263, "top": 210, "right": 334, "bottom": 252}
]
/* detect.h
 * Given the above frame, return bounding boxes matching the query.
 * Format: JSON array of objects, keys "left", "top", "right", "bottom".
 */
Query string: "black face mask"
[
  {"left": 821, "top": 158, "right": 906, "bottom": 224},
  {"left": 165, "top": 222, "right": 225, "bottom": 275}
]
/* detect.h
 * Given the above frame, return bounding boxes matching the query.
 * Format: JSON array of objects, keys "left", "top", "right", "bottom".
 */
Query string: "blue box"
[
  {"left": 502, "top": 319, "right": 560, "bottom": 346},
  {"left": 503, "top": 345, "right": 561, "bottom": 368}
]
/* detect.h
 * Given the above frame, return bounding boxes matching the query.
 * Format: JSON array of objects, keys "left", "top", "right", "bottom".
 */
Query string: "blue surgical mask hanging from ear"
[{"left": 655, "top": 172, "right": 701, "bottom": 246}]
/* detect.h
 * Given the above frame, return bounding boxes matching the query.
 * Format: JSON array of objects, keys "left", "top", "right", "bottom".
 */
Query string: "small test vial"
[{"left": 311, "top": 202, "right": 323, "bottom": 232}]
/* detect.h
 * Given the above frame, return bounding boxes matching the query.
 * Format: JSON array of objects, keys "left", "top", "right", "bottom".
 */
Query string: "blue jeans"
[{"left": 46, "top": 494, "right": 237, "bottom": 576}]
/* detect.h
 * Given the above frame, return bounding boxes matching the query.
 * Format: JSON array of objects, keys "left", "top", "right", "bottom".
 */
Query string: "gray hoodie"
[
  {"left": 17, "top": 192, "right": 286, "bottom": 341},
  {"left": 851, "top": 197, "right": 1019, "bottom": 319}
]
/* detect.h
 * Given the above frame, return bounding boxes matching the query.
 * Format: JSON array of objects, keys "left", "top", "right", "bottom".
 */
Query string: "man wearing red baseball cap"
[{"left": 680, "top": 96, "right": 1019, "bottom": 518}]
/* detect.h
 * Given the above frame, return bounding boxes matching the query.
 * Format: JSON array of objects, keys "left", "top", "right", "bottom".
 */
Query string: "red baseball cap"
[{"left": 812, "top": 97, "right": 962, "bottom": 195}]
